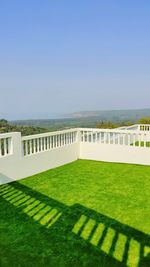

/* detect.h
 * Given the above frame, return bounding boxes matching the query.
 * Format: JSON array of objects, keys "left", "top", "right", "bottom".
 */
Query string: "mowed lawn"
[{"left": 0, "top": 160, "right": 150, "bottom": 267}]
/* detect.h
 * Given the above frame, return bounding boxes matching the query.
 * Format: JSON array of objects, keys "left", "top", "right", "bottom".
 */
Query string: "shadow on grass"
[{"left": 0, "top": 182, "right": 150, "bottom": 267}]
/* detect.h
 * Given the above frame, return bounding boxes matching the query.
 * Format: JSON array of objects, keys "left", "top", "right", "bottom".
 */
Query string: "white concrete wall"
[
  {"left": 79, "top": 142, "right": 150, "bottom": 165},
  {"left": 0, "top": 143, "right": 79, "bottom": 181},
  {"left": 1, "top": 126, "right": 150, "bottom": 184},
  {"left": 0, "top": 130, "right": 79, "bottom": 183}
]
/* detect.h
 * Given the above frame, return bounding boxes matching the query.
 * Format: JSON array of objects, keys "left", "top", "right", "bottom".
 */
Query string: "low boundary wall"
[{"left": 0, "top": 125, "right": 150, "bottom": 182}]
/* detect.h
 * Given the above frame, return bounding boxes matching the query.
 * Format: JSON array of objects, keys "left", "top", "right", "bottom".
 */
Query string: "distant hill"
[
  {"left": 10, "top": 108, "right": 150, "bottom": 130},
  {"left": 66, "top": 109, "right": 150, "bottom": 120}
]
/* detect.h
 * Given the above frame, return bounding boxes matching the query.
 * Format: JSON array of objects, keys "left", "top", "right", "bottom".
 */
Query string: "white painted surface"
[
  {"left": 79, "top": 142, "right": 150, "bottom": 165},
  {"left": 0, "top": 125, "right": 150, "bottom": 183},
  {"left": 0, "top": 142, "right": 79, "bottom": 181},
  {"left": 0, "top": 130, "right": 79, "bottom": 182}
]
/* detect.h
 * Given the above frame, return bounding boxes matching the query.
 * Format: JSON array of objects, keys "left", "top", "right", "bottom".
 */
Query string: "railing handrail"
[
  {"left": 0, "top": 132, "right": 19, "bottom": 139},
  {"left": 1, "top": 126, "right": 150, "bottom": 141},
  {"left": 78, "top": 128, "right": 150, "bottom": 135},
  {"left": 1, "top": 125, "right": 150, "bottom": 179},
  {"left": 21, "top": 128, "right": 79, "bottom": 141}
]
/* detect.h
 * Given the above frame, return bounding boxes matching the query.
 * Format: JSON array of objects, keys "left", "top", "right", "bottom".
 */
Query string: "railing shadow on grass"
[
  {"left": 70, "top": 204, "right": 150, "bottom": 267},
  {"left": 0, "top": 182, "right": 150, "bottom": 267}
]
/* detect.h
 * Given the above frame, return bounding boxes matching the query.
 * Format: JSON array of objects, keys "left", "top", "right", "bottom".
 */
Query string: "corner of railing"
[
  {"left": 0, "top": 132, "right": 22, "bottom": 159},
  {"left": 10, "top": 132, "right": 22, "bottom": 158}
]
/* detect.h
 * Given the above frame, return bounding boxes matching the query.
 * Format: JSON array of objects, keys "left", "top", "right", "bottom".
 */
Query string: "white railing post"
[
  {"left": 0, "top": 132, "right": 22, "bottom": 158},
  {"left": 11, "top": 132, "right": 22, "bottom": 158}
]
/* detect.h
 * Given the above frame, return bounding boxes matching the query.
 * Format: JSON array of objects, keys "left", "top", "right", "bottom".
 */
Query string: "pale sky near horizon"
[{"left": 0, "top": 1, "right": 150, "bottom": 120}]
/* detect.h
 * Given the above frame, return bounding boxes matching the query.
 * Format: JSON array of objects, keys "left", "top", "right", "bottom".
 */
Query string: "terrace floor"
[{"left": 0, "top": 160, "right": 150, "bottom": 267}]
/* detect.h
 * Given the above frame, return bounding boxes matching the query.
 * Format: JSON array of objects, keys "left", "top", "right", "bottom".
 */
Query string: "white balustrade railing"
[
  {"left": 1, "top": 126, "right": 150, "bottom": 180},
  {"left": 114, "top": 124, "right": 150, "bottom": 131},
  {"left": 1, "top": 127, "right": 150, "bottom": 159},
  {"left": 139, "top": 124, "right": 150, "bottom": 131},
  {"left": 0, "top": 133, "right": 12, "bottom": 157},
  {"left": 22, "top": 129, "right": 78, "bottom": 156},
  {"left": 1, "top": 126, "right": 150, "bottom": 159},
  {"left": 80, "top": 128, "right": 150, "bottom": 148}
]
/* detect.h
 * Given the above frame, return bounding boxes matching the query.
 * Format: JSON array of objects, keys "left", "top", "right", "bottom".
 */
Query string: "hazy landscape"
[
  {"left": 0, "top": 108, "right": 149, "bottom": 136},
  {"left": 11, "top": 108, "right": 150, "bottom": 130}
]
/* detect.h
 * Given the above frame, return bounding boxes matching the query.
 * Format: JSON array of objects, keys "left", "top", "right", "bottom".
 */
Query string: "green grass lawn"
[{"left": 0, "top": 160, "right": 150, "bottom": 267}]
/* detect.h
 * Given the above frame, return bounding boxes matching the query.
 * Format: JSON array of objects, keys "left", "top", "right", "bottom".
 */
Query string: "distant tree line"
[
  {"left": 96, "top": 121, "right": 132, "bottom": 129},
  {"left": 1, "top": 117, "right": 150, "bottom": 135},
  {"left": 96, "top": 117, "right": 150, "bottom": 129},
  {"left": 138, "top": 117, "right": 150, "bottom": 124},
  {"left": 0, "top": 119, "right": 49, "bottom": 136}
]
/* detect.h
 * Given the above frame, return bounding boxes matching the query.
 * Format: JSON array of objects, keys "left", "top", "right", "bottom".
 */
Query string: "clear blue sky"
[{"left": 0, "top": 1, "right": 150, "bottom": 119}]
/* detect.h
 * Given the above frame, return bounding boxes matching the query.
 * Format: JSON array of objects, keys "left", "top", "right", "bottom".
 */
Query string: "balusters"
[
  {"left": 64, "top": 134, "right": 66, "bottom": 145},
  {"left": 143, "top": 134, "right": 146, "bottom": 147},
  {"left": 57, "top": 135, "right": 60, "bottom": 147},
  {"left": 88, "top": 132, "right": 90, "bottom": 142},
  {"left": 43, "top": 137, "right": 45, "bottom": 151},
  {"left": 83, "top": 132, "right": 85, "bottom": 142},
  {"left": 103, "top": 132, "right": 106, "bottom": 144},
  {"left": 0, "top": 137, "right": 12, "bottom": 157},
  {"left": 58, "top": 134, "right": 60, "bottom": 146},
  {"left": 4, "top": 139, "right": 7, "bottom": 155},
  {"left": 108, "top": 132, "right": 110, "bottom": 144},
  {"left": 2, "top": 128, "right": 150, "bottom": 159},
  {"left": 55, "top": 135, "right": 58, "bottom": 147},
  {"left": 47, "top": 137, "right": 50, "bottom": 150},
  {"left": 132, "top": 134, "right": 136, "bottom": 147},
  {"left": 20, "top": 128, "right": 150, "bottom": 158},
  {"left": 114, "top": 133, "right": 118, "bottom": 145},
  {"left": 122, "top": 133, "right": 125, "bottom": 146},
  {"left": 37, "top": 138, "right": 40, "bottom": 152},
  {"left": 138, "top": 134, "right": 141, "bottom": 147},
  {"left": 67, "top": 133, "right": 69, "bottom": 144},
  {"left": 61, "top": 134, "right": 64, "bottom": 146},
  {"left": 33, "top": 139, "right": 36, "bottom": 153},
  {"left": 72, "top": 132, "right": 75, "bottom": 143},
  {"left": 30, "top": 140, "right": 32, "bottom": 154},
  {"left": 127, "top": 134, "right": 130, "bottom": 146},
  {"left": 60, "top": 134, "right": 62, "bottom": 146},
  {"left": 111, "top": 133, "right": 115, "bottom": 144}
]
